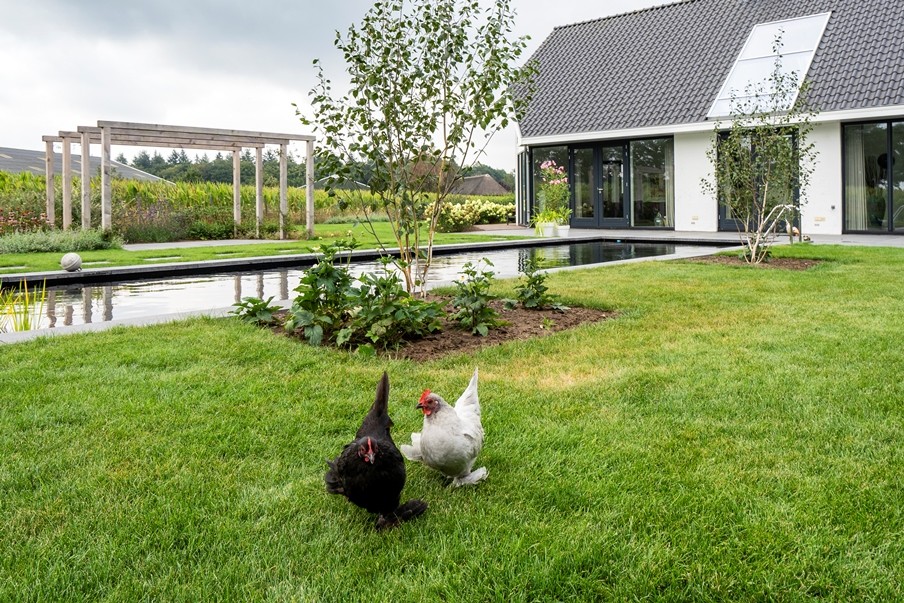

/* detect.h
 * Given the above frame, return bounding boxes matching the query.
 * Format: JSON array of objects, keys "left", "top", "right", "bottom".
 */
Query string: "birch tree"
[{"left": 299, "top": 0, "right": 535, "bottom": 293}]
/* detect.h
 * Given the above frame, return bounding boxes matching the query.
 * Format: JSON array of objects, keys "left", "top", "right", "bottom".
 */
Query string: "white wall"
[
  {"left": 802, "top": 121, "right": 843, "bottom": 235},
  {"left": 673, "top": 131, "right": 718, "bottom": 231}
]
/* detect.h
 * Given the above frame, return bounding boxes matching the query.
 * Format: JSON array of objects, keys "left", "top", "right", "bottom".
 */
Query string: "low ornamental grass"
[
  {"left": 0, "top": 244, "right": 902, "bottom": 600},
  {"left": 0, "top": 228, "right": 122, "bottom": 254}
]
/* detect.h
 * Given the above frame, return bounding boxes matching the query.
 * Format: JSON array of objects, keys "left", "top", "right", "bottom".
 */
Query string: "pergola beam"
[{"left": 97, "top": 120, "right": 315, "bottom": 142}]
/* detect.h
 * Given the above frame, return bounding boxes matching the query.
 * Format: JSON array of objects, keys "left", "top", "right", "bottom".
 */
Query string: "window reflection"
[
  {"left": 630, "top": 139, "right": 674, "bottom": 227},
  {"left": 532, "top": 146, "right": 568, "bottom": 214}
]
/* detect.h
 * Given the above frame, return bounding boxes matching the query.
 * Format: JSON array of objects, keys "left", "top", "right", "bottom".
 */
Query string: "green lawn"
[
  {"left": 1, "top": 244, "right": 902, "bottom": 601},
  {"left": 0, "top": 222, "right": 522, "bottom": 275}
]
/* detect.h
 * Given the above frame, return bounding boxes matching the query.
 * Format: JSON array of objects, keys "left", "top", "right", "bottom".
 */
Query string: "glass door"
[
  {"left": 599, "top": 145, "right": 629, "bottom": 228},
  {"left": 571, "top": 147, "right": 598, "bottom": 228},
  {"left": 570, "top": 144, "right": 629, "bottom": 229}
]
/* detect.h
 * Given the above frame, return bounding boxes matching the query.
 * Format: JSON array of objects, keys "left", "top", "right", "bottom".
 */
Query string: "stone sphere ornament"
[{"left": 61, "top": 252, "right": 83, "bottom": 272}]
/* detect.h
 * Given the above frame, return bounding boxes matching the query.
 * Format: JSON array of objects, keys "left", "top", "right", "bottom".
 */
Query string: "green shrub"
[
  {"left": 0, "top": 228, "right": 122, "bottom": 254},
  {"left": 451, "top": 258, "right": 502, "bottom": 336},
  {"left": 284, "top": 241, "right": 358, "bottom": 345},
  {"left": 512, "top": 255, "right": 568, "bottom": 311},
  {"left": 337, "top": 259, "right": 445, "bottom": 350},
  {"left": 230, "top": 296, "right": 282, "bottom": 326}
]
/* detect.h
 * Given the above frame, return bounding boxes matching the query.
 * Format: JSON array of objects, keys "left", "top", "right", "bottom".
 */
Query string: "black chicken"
[{"left": 325, "top": 372, "right": 427, "bottom": 530}]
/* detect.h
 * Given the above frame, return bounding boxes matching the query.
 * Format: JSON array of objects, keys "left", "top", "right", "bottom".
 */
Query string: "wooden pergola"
[{"left": 42, "top": 121, "right": 316, "bottom": 239}]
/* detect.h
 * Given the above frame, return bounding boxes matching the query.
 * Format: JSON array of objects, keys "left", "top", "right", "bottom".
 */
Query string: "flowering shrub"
[
  {"left": 437, "top": 199, "right": 515, "bottom": 232},
  {"left": 0, "top": 208, "right": 48, "bottom": 236}
]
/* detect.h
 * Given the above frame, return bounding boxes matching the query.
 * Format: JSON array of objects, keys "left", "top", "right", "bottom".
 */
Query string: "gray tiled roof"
[
  {"left": 519, "top": 0, "right": 904, "bottom": 139},
  {"left": 0, "top": 147, "right": 162, "bottom": 182},
  {"left": 450, "top": 174, "right": 510, "bottom": 196}
]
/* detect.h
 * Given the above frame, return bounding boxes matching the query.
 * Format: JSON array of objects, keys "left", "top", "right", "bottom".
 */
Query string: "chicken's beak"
[{"left": 364, "top": 451, "right": 376, "bottom": 464}]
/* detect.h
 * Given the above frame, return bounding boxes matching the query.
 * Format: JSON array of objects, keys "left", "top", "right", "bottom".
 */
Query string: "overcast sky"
[{"left": 0, "top": 1, "right": 674, "bottom": 171}]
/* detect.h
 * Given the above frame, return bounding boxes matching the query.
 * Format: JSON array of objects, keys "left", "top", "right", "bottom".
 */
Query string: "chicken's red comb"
[{"left": 419, "top": 389, "right": 432, "bottom": 404}]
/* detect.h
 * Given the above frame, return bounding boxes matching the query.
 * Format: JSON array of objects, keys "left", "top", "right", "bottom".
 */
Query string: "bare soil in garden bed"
[
  {"left": 687, "top": 256, "right": 821, "bottom": 270},
  {"left": 390, "top": 296, "right": 614, "bottom": 361},
  {"left": 271, "top": 297, "right": 614, "bottom": 362}
]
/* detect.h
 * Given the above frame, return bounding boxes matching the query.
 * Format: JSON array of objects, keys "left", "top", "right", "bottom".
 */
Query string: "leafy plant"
[
  {"left": 337, "top": 258, "right": 445, "bottom": 350},
  {"left": 300, "top": 0, "right": 536, "bottom": 294},
  {"left": 451, "top": 259, "right": 502, "bottom": 336},
  {"left": 229, "top": 296, "right": 282, "bottom": 326},
  {"left": 514, "top": 256, "right": 568, "bottom": 311},
  {"left": 284, "top": 240, "right": 357, "bottom": 345},
  {"left": 0, "top": 279, "right": 46, "bottom": 332},
  {"left": 531, "top": 207, "right": 571, "bottom": 233}
]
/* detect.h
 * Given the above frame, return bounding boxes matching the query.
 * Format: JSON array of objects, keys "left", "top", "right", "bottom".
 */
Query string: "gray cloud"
[{"left": 1, "top": 0, "right": 674, "bottom": 168}]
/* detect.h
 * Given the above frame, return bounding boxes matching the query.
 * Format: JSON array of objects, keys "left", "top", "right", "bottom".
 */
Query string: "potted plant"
[
  {"left": 531, "top": 208, "right": 560, "bottom": 236},
  {"left": 553, "top": 207, "right": 572, "bottom": 237}
]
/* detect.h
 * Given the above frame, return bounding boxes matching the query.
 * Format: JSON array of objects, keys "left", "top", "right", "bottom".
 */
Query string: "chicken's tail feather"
[
  {"left": 324, "top": 459, "right": 344, "bottom": 495},
  {"left": 454, "top": 367, "right": 480, "bottom": 413},
  {"left": 376, "top": 499, "right": 428, "bottom": 530}
]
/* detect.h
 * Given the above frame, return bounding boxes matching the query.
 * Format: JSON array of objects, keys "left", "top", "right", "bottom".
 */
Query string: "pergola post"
[
  {"left": 101, "top": 125, "right": 112, "bottom": 231},
  {"left": 62, "top": 138, "right": 73, "bottom": 230},
  {"left": 255, "top": 146, "right": 264, "bottom": 238},
  {"left": 49, "top": 121, "right": 314, "bottom": 238},
  {"left": 233, "top": 149, "right": 242, "bottom": 235},
  {"left": 44, "top": 139, "right": 55, "bottom": 226},
  {"left": 305, "top": 139, "right": 314, "bottom": 239},
  {"left": 80, "top": 130, "right": 91, "bottom": 229},
  {"left": 279, "top": 143, "right": 288, "bottom": 240}
]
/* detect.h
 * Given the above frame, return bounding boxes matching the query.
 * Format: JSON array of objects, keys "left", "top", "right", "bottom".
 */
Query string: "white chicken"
[{"left": 400, "top": 368, "right": 487, "bottom": 487}]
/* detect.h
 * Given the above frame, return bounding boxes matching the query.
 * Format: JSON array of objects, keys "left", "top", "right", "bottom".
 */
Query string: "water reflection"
[{"left": 9, "top": 242, "right": 686, "bottom": 331}]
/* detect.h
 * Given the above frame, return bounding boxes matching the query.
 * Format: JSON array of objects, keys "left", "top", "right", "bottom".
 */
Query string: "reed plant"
[{"left": 0, "top": 279, "right": 46, "bottom": 332}]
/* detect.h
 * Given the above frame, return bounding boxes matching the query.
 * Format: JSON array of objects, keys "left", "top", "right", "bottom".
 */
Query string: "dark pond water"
[{"left": 11, "top": 241, "right": 702, "bottom": 331}]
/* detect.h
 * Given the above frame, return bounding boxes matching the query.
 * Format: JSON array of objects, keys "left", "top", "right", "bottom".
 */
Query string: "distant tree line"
[{"left": 116, "top": 150, "right": 513, "bottom": 191}]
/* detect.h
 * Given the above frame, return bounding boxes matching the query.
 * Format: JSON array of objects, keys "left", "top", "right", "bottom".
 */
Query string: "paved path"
[{"left": 123, "top": 228, "right": 904, "bottom": 251}]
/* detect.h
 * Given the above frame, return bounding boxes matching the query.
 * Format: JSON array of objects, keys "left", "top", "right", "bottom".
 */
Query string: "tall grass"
[
  {"left": 0, "top": 170, "right": 515, "bottom": 243},
  {"left": 0, "top": 279, "right": 46, "bottom": 332}
]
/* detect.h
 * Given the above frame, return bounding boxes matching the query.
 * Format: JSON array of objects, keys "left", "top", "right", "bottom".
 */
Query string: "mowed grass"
[
  {"left": 0, "top": 221, "right": 521, "bottom": 274},
  {"left": 1, "top": 244, "right": 902, "bottom": 601}
]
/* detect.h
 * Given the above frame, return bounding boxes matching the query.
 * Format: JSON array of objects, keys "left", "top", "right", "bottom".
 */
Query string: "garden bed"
[{"left": 272, "top": 296, "right": 614, "bottom": 361}]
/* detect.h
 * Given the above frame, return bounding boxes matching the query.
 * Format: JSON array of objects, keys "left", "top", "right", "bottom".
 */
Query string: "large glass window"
[
  {"left": 531, "top": 146, "right": 568, "bottom": 215},
  {"left": 893, "top": 122, "right": 904, "bottom": 232},
  {"left": 843, "top": 122, "right": 900, "bottom": 232},
  {"left": 630, "top": 138, "right": 675, "bottom": 227}
]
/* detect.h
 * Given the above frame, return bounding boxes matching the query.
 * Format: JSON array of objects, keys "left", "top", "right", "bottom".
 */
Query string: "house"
[
  {"left": 450, "top": 174, "right": 510, "bottom": 196},
  {"left": 515, "top": 0, "right": 904, "bottom": 235},
  {"left": 0, "top": 146, "right": 162, "bottom": 182}
]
